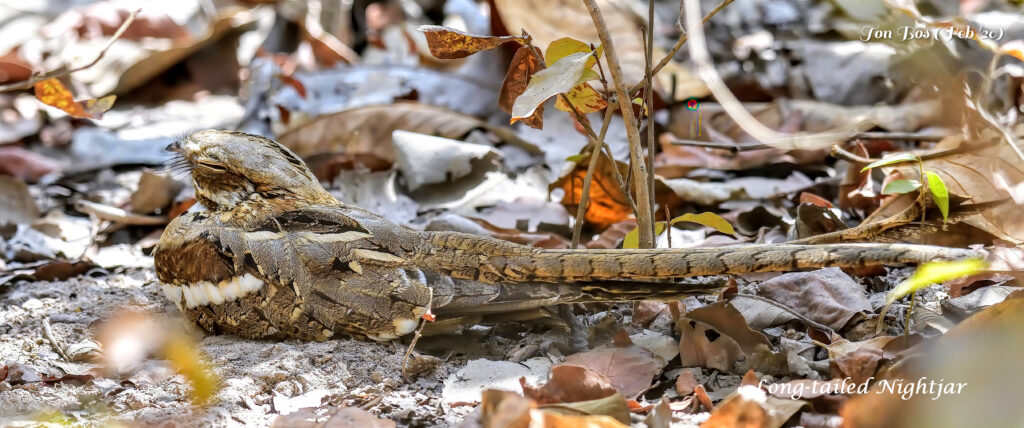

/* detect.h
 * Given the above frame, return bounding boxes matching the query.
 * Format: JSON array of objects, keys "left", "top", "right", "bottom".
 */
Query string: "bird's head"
[{"left": 167, "top": 130, "right": 333, "bottom": 212}]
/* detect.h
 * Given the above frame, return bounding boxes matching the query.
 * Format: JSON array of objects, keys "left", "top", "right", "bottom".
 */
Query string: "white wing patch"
[{"left": 161, "top": 273, "right": 266, "bottom": 309}]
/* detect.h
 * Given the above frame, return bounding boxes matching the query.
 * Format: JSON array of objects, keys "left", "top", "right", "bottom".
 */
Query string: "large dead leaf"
[
  {"left": 677, "top": 302, "right": 772, "bottom": 372},
  {"left": 757, "top": 268, "right": 872, "bottom": 330},
  {"left": 276, "top": 103, "right": 484, "bottom": 164},
  {"left": 418, "top": 25, "right": 523, "bottom": 59},
  {"left": 562, "top": 342, "right": 665, "bottom": 400},
  {"left": 521, "top": 365, "right": 619, "bottom": 405},
  {"left": 685, "top": 302, "right": 772, "bottom": 355}
]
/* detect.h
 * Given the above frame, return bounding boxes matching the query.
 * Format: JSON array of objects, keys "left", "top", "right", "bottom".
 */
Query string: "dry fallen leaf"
[
  {"left": 521, "top": 365, "right": 619, "bottom": 405},
  {"left": 757, "top": 268, "right": 872, "bottom": 330},
  {"left": 418, "top": 25, "right": 524, "bottom": 59},
  {"left": 277, "top": 103, "right": 485, "bottom": 163},
  {"left": 0, "top": 146, "right": 63, "bottom": 182},
  {"left": 562, "top": 342, "right": 665, "bottom": 400},
  {"left": 552, "top": 153, "right": 633, "bottom": 232},
  {"left": 499, "top": 46, "right": 545, "bottom": 129},
  {"left": 33, "top": 78, "right": 116, "bottom": 119}
]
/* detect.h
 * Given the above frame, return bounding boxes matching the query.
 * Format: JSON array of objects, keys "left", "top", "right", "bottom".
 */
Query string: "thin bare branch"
[
  {"left": 0, "top": 9, "right": 141, "bottom": 93},
  {"left": 628, "top": 0, "right": 734, "bottom": 96},
  {"left": 571, "top": 106, "right": 617, "bottom": 248},
  {"left": 583, "top": 0, "right": 656, "bottom": 248},
  {"left": 681, "top": 0, "right": 868, "bottom": 150}
]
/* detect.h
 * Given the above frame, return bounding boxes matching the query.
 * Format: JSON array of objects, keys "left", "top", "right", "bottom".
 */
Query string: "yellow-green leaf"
[
  {"left": 860, "top": 152, "right": 919, "bottom": 172},
  {"left": 669, "top": 212, "right": 736, "bottom": 235},
  {"left": 882, "top": 179, "right": 921, "bottom": 195},
  {"left": 546, "top": 37, "right": 600, "bottom": 69},
  {"left": 924, "top": 170, "right": 949, "bottom": 222},
  {"left": 578, "top": 69, "right": 600, "bottom": 84},
  {"left": 623, "top": 222, "right": 667, "bottom": 249},
  {"left": 886, "top": 259, "right": 988, "bottom": 304}
]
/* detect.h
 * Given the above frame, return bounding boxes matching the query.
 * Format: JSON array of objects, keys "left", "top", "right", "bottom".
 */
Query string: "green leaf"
[
  {"left": 578, "top": 69, "right": 600, "bottom": 84},
  {"left": 623, "top": 222, "right": 667, "bottom": 249},
  {"left": 565, "top": 154, "right": 585, "bottom": 163},
  {"left": 886, "top": 259, "right": 987, "bottom": 304},
  {"left": 860, "top": 152, "right": 920, "bottom": 172},
  {"left": 882, "top": 179, "right": 922, "bottom": 195},
  {"left": 669, "top": 212, "right": 736, "bottom": 235},
  {"left": 510, "top": 52, "right": 591, "bottom": 123},
  {"left": 924, "top": 170, "right": 949, "bottom": 222}
]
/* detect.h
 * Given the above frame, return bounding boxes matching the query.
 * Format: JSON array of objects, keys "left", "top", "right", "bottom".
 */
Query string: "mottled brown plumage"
[{"left": 153, "top": 130, "right": 981, "bottom": 341}]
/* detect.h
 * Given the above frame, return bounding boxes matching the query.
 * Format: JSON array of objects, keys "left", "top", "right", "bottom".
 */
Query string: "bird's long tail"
[{"left": 414, "top": 231, "right": 983, "bottom": 284}]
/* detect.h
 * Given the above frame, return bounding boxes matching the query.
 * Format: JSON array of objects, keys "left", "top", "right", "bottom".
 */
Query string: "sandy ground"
[{"left": 0, "top": 269, "right": 487, "bottom": 427}]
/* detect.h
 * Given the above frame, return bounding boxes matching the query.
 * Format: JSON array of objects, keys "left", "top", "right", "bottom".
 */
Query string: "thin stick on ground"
[
  {"left": 0, "top": 9, "right": 141, "bottom": 93},
  {"left": 583, "top": 0, "right": 656, "bottom": 249}
]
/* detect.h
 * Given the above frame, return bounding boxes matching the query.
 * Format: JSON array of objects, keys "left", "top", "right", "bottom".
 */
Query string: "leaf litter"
[{"left": 0, "top": 0, "right": 1023, "bottom": 427}]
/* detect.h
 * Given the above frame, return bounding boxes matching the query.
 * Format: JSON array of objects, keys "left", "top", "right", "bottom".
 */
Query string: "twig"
[
  {"left": 43, "top": 318, "right": 71, "bottom": 362},
  {"left": 0, "top": 9, "right": 141, "bottom": 93},
  {"left": 401, "top": 288, "right": 433, "bottom": 381},
  {"left": 852, "top": 131, "right": 947, "bottom": 141},
  {"left": 670, "top": 138, "right": 772, "bottom": 152},
  {"left": 681, "top": 0, "right": 868, "bottom": 150},
  {"left": 75, "top": 200, "right": 168, "bottom": 226},
  {"left": 829, "top": 138, "right": 1000, "bottom": 165},
  {"left": 571, "top": 106, "right": 617, "bottom": 248},
  {"left": 583, "top": 0, "right": 656, "bottom": 248},
  {"left": 644, "top": 0, "right": 657, "bottom": 241},
  {"left": 628, "top": 0, "right": 735, "bottom": 96},
  {"left": 787, "top": 192, "right": 922, "bottom": 244}
]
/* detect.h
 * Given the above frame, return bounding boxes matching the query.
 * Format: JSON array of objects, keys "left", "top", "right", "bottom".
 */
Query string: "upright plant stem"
[
  {"left": 644, "top": 0, "right": 657, "bottom": 241},
  {"left": 583, "top": 0, "right": 656, "bottom": 249},
  {"left": 571, "top": 107, "right": 617, "bottom": 248}
]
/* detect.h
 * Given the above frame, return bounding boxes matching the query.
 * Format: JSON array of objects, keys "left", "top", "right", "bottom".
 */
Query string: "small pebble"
[{"left": 22, "top": 298, "right": 43, "bottom": 310}]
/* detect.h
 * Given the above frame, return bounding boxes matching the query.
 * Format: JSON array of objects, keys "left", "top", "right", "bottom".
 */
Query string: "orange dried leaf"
[
  {"left": 418, "top": 25, "right": 523, "bottom": 59},
  {"left": 555, "top": 83, "right": 607, "bottom": 114},
  {"left": 553, "top": 154, "right": 632, "bottom": 231},
  {"left": 34, "top": 78, "right": 87, "bottom": 118}
]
